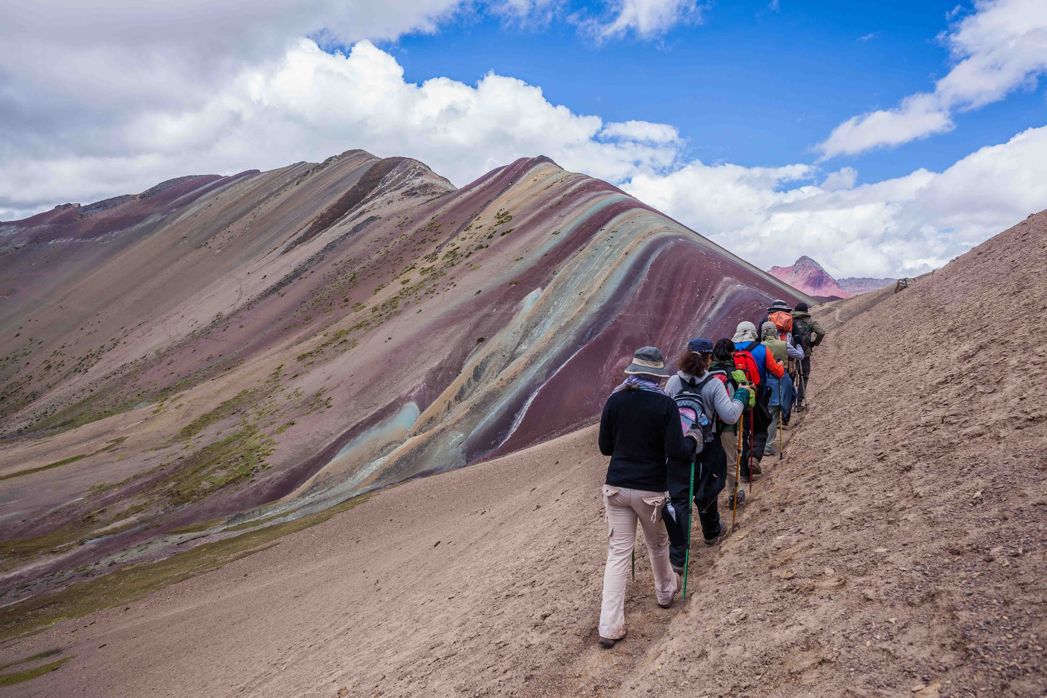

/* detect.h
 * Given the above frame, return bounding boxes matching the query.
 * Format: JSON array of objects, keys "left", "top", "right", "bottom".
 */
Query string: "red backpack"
[{"left": 732, "top": 347, "right": 762, "bottom": 387}]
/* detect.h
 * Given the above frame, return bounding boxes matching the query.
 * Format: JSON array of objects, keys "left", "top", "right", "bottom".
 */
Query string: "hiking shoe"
[
  {"left": 764, "top": 446, "right": 777, "bottom": 457},
  {"left": 727, "top": 490, "right": 746, "bottom": 509},
  {"left": 704, "top": 522, "right": 727, "bottom": 546},
  {"left": 598, "top": 632, "right": 624, "bottom": 649},
  {"left": 671, "top": 563, "right": 685, "bottom": 575},
  {"left": 658, "top": 590, "right": 678, "bottom": 609},
  {"left": 750, "top": 461, "right": 763, "bottom": 475}
]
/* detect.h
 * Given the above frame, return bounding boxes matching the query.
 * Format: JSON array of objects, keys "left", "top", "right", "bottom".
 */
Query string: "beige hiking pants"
[
  {"left": 598, "top": 484, "right": 677, "bottom": 640},
  {"left": 722, "top": 429, "right": 739, "bottom": 495}
]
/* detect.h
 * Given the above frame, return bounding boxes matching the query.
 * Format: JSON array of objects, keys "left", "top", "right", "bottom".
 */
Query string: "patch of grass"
[
  {"left": 177, "top": 389, "right": 255, "bottom": 439},
  {"left": 0, "top": 657, "right": 70, "bottom": 687},
  {"left": 0, "top": 438, "right": 126, "bottom": 483},
  {"left": 0, "top": 453, "right": 88, "bottom": 481},
  {"left": 0, "top": 648, "right": 62, "bottom": 672},
  {"left": 0, "top": 495, "right": 369, "bottom": 643},
  {"left": 166, "top": 425, "right": 275, "bottom": 506}
]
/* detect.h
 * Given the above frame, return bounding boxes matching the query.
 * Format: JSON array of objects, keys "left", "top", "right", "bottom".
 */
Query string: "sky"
[{"left": 1, "top": 0, "right": 1045, "bottom": 277}]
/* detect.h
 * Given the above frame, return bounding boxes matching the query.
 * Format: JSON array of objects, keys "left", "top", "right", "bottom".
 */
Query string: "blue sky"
[
  {"left": 1, "top": 0, "right": 1045, "bottom": 276},
  {"left": 383, "top": 1, "right": 1039, "bottom": 184}
]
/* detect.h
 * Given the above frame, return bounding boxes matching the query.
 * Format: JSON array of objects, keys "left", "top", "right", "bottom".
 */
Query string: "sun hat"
[
  {"left": 761, "top": 321, "right": 777, "bottom": 339},
  {"left": 624, "top": 346, "right": 670, "bottom": 377},
  {"left": 767, "top": 299, "right": 792, "bottom": 313},
  {"left": 731, "top": 321, "right": 758, "bottom": 344},
  {"left": 687, "top": 337, "right": 714, "bottom": 354}
]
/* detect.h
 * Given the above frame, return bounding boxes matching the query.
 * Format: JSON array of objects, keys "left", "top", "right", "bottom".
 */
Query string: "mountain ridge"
[{"left": 0, "top": 148, "right": 808, "bottom": 603}]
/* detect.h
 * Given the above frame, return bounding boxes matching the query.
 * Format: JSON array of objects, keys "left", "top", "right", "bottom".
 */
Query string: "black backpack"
[
  {"left": 793, "top": 319, "right": 814, "bottom": 353},
  {"left": 673, "top": 374, "right": 718, "bottom": 451}
]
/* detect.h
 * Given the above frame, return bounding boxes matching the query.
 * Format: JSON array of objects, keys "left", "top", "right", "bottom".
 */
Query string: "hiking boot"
[
  {"left": 598, "top": 631, "right": 625, "bottom": 649},
  {"left": 658, "top": 588, "right": 679, "bottom": 609},
  {"left": 704, "top": 522, "right": 727, "bottom": 546},
  {"left": 750, "top": 460, "right": 763, "bottom": 476},
  {"left": 727, "top": 490, "right": 746, "bottom": 509}
]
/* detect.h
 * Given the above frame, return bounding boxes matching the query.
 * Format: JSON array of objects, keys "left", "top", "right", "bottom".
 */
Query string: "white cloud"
[
  {"left": 600, "top": 120, "right": 681, "bottom": 143},
  {"left": 596, "top": 0, "right": 703, "bottom": 39},
  {"left": 818, "top": 0, "right": 1047, "bottom": 157},
  {"left": 821, "top": 166, "right": 858, "bottom": 191},
  {"left": 0, "top": 40, "right": 681, "bottom": 218},
  {"left": 626, "top": 125, "right": 1047, "bottom": 277}
]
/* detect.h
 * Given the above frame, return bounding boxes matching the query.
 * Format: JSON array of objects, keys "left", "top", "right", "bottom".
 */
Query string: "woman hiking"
[
  {"left": 710, "top": 339, "right": 747, "bottom": 509},
  {"left": 663, "top": 338, "right": 750, "bottom": 571},
  {"left": 760, "top": 322, "right": 797, "bottom": 458},
  {"left": 596, "top": 346, "right": 697, "bottom": 649}
]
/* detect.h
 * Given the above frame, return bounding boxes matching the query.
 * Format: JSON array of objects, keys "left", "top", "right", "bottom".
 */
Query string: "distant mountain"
[
  {"left": 838, "top": 276, "right": 896, "bottom": 294},
  {"left": 768, "top": 256, "right": 852, "bottom": 299}
]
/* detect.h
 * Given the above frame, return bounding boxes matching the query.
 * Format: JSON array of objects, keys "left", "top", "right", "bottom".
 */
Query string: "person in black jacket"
[{"left": 596, "top": 346, "right": 696, "bottom": 649}]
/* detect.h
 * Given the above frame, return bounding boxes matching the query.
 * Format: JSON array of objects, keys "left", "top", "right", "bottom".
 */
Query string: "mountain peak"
[{"left": 769, "top": 256, "right": 851, "bottom": 299}]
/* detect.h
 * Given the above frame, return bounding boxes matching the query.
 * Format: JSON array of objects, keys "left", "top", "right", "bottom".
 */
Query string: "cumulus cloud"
[
  {"left": 0, "top": 40, "right": 681, "bottom": 219},
  {"left": 818, "top": 0, "right": 1047, "bottom": 157},
  {"left": 821, "top": 166, "right": 858, "bottom": 191},
  {"left": 626, "top": 125, "right": 1047, "bottom": 277}
]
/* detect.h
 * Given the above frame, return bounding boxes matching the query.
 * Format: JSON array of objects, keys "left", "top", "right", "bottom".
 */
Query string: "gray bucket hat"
[{"left": 624, "top": 346, "right": 670, "bottom": 377}]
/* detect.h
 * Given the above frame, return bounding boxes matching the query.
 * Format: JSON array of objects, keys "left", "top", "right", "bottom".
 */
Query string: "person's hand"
[
  {"left": 732, "top": 386, "right": 751, "bottom": 406},
  {"left": 683, "top": 428, "right": 703, "bottom": 454}
]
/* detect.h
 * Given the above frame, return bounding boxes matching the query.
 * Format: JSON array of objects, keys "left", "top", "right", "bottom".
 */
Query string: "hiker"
[
  {"left": 791, "top": 302, "right": 826, "bottom": 409},
  {"left": 596, "top": 346, "right": 698, "bottom": 649},
  {"left": 662, "top": 338, "right": 749, "bottom": 571},
  {"left": 757, "top": 299, "right": 792, "bottom": 336},
  {"left": 730, "top": 321, "right": 784, "bottom": 481},
  {"left": 760, "top": 322, "right": 797, "bottom": 457},
  {"left": 710, "top": 339, "right": 748, "bottom": 509}
]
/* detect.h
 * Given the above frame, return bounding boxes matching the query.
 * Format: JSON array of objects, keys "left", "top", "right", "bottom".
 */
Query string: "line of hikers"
[{"left": 595, "top": 300, "right": 826, "bottom": 648}]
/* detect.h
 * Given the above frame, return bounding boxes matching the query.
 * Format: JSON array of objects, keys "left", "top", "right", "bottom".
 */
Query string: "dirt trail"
[{"left": 2, "top": 212, "right": 1045, "bottom": 696}]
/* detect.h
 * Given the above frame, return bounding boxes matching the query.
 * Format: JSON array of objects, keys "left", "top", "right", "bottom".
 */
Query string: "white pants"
[{"left": 598, "top": 484, "right": 677, "bottom": 640}]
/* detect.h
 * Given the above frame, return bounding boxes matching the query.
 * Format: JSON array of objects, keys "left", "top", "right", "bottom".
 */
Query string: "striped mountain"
[{"left": 0, "top": 150, "right": 807, "bottom": 602}]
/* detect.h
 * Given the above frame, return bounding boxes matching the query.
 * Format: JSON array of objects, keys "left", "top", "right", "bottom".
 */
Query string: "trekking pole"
[
  {"left": 631, "top": 550, "right": 635, "bottom": 581},
  {"left": 732, "top": 412, "right": 743, "bottom": 532},
  {"left": 778, "top": 379, "right": 783, "bottom": 462},
  {"left": 682, "top": 459, "right": 696, "bottom": 600},
  {"left": 747, "top": 408, "right": 753, "bottom": 495}
]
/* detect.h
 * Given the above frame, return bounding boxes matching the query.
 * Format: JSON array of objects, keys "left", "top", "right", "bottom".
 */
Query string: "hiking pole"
[
  {"left": 732, "top": 412, "right": 743, "bottom": 532},
  {"left": 778, "top": 379, "right": 783, "bottom": 462},
  {"left": 747, "top": 407, "right": 753, "bottom": 495},
  {"left": 631, "top": 550, "right": 635, "bottom": 581},
  {"left": 682, "top": 459, "right": 696, "bottom": 600}
]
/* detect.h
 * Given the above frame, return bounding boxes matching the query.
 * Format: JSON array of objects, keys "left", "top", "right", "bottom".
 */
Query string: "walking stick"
[
  {"left": 631, "top": 550, "right": 635, "bottom": 581},
  {"left": 682, "top": 459, "right": 696, "bottom": 600},
  {"left": 732, "top": 411, "right": 743, "bottom": 532},
  {"left": 778, "top": 378, "right": 784, "bottom": 462},
  {"left": 747, "top": 407, "right": 753, "bottom": 495}
]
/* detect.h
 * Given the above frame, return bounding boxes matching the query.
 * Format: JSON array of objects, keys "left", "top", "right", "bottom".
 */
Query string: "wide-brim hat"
[
  {"left": 767, "top": 299, "right": 793, "bottom": 313},
  {"left": 624, "top": 345, "right": 670, "bottom": 377},
  {"left": 731, "top": 321, "right": 758, "bottom": 344}
]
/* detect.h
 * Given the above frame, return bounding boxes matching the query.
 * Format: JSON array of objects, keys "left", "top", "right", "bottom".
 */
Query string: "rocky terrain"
[
  {"left": 0, "top": 151, "right": 805, "bottom": 607},
  {"left": 0, "top": 210, "right": 1043, "bottom": 696}
]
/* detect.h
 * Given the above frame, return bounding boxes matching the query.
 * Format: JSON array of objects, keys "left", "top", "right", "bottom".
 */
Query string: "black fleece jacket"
[{"left": 598, "top": 387, "right": 694, "bottom": 492}]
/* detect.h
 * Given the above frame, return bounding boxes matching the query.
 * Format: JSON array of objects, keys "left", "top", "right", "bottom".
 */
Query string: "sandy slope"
[{"left": 2, "top": 213, "right": 1045, "bottom": 696}]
